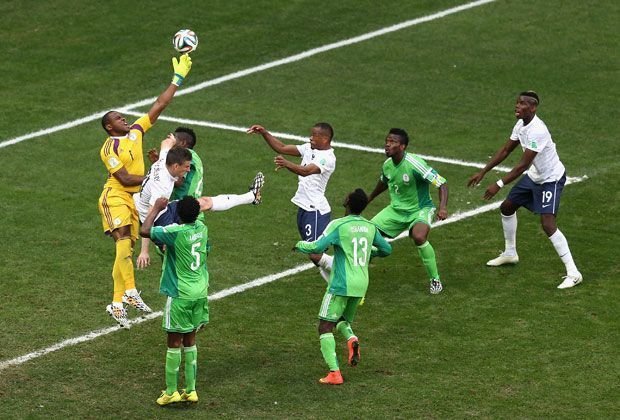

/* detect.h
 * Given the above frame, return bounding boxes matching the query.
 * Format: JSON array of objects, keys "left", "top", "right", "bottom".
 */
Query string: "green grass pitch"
[{"left": 0, "top": 0, "right": 618, "bottom": 417}]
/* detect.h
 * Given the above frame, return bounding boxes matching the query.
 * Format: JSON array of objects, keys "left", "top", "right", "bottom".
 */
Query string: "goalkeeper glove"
[{"left": 171, "top": 54, "right": 192, "bottom": 86}]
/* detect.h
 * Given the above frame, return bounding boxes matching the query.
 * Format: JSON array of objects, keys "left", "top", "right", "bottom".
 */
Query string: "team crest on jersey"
[
  {"left": 108, "top": 157, "right": 120, "bottom": 168},
  {"left": 320, "top": 158, "right": 326, "bottom": 165},
  {"left": 128, "top": 132, "right": 137, "bottom": 141},
  {"left": 529, "top": 139, "right": 538, "bottom": 149},
  {"left": 402, "top": 173, "right": 410, "bottom": 183}
]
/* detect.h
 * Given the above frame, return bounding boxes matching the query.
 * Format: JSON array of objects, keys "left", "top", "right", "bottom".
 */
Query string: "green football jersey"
[
  {"left": 151, "top": 220, "right": 209, "bottom": 300},
  {"left": 170, "top": 149, "right": 204, "bottom": 200},
  {"left": 380, "top": 152, "right": 446, "bottom": 212},
  {"left": 295, "top": 215, "right": 392, "bottom": 297}
]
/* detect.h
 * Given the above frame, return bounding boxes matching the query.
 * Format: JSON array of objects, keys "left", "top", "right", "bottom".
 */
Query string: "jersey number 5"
[{"left": 190, "top": 242, "right": 201, "bottom": 271}]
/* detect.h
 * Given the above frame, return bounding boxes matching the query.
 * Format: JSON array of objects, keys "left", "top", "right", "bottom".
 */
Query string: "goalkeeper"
[{"left": 98, "top": 54, "right": 193, "bottom": 328}]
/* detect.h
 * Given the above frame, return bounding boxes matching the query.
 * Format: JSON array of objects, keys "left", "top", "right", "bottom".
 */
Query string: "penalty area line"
[
  {"left": 122, "top": 110, "right": 512, "bottom": 172},
  {"left": 0, "top": 172, "right": 589, "bottom": 372}
]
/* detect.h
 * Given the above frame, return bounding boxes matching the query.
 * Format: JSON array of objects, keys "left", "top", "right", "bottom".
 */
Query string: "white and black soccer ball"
[{"left": 173, "top": 29, "right": 198, "bottom": 53}]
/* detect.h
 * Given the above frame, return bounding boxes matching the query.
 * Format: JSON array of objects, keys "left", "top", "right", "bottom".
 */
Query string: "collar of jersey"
[{"left": 109, "top": 135, "right": 128, "bottom": 140}]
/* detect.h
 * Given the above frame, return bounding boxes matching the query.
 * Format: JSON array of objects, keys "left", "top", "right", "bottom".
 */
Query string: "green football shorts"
[
  {"left": 318, "top": 292, "right": 363, "bottom": 323},
  {"left": 371, "top": 205, "right": 435, "bottom": 238},
  {"left": 162, "top": 296, "right": 209, "bottom": 333}
]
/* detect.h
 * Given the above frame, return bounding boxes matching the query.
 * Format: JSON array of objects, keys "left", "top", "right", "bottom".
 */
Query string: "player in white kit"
[
  {"left": 247, "top": 123, "right": 336, "bottom": 281},
  {"left": 134, "top": 134, "right": 264, "bottom": 268},
  {"left": 467, "top": 91, "right": 582, "bottom": 289}
]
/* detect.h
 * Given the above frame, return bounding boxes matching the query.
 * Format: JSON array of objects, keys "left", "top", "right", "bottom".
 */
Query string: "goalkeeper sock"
[
  {"left": 165, "top": 347, "right": 182, "bottom": 395},
  {"left": 184, "top": 345, "right": 197, "bottom": 393},
  {"left": 548, "top": 229, "right": 579, "bottom": 276},
  {"left": 319, "top": 333, "right": 339, "bottom": 371},
  {"left": 210, "top": 192, "right": 254, "bottom": 211},
  {"left": 501, "top": 213, "right": 518, "bottom": 255},
  {"left": 113, "top": 238, "right": 134, "bottom": 302},
  {"left": 336, "top": 320, "right": 356, "bottom": 342},
  {"left": 417, "top": 241, "right": 440, "bottom": 280}
]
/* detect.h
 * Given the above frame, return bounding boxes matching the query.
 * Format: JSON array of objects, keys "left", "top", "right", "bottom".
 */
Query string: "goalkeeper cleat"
[
  {"left": 123, "top": 291, "right": 152, "bottom": 313},
  {"left": 249, "top": 172, "right": 265, "bottom": 205},
  {"left": 157, "top": 390, "right": 182, "bottom": 406},
  {"left": 319, "top": 370, "right": 344, "bottom": 385},
  {"left": 486, "top": 252, "right": 519, "bottom": 266},
  {"left": 180, "top": 389, "right": 199, "bottom": 403},
  {"left": 557, "top": 272, "right": 583, "bottom": 289},
  {"left": 347, "top": 337, "right": 360, "bottom": 367},
  {"left": 106, "top": 304, "right": 129, "bottom": 328},
  {"left": 430, "top": 278, "right": 443, "bottom": 295}
]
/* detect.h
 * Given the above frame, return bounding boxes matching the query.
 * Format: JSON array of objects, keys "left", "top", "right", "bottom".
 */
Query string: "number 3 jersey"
[
  {"left": 151, "top": 221, "right": 209, "bottom": 300},
  {"left": 295, "top": 215, "right": 392, "bottom": 297}
]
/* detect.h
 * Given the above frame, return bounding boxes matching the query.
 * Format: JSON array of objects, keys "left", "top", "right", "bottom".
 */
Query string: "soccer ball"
[{"left": 173, "top": 29, "right": 198, "bottom": 53}]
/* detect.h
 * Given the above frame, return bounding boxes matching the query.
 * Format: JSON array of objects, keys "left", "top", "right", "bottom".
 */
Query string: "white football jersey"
[
  {"left": 291, "top": 143, "right": 336, "bottom": 214},
  {"left": 133, "top": 148, "right": 177, "bottom": 222},
  {"left": 510, "top": 115, "right": 565, "bottom": 183}
]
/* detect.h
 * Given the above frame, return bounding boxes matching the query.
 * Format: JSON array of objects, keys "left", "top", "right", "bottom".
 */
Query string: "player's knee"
[{"left": 500, "top": 200, "right": 517, "bottom": 216}]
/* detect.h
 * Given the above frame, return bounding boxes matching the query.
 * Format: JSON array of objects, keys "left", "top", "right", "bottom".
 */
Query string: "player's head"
[
  {"left": 101, "top": 111, "right": 130, "bottom": 136},
  {"left": 310, "top": 122, "right": 333, "bottom": 150},
  {"left": 344, "top": 188, "right": 369, "bottom": 215},
  {"left": 384, "top": 128, "right": 409, "bottom": 158},
  {"left": 177, "top": 196, "right": 201, "bottom": 224},
  {"left": 515, "top": 91, "right": 539, "bottom": 120},
  {"left": 174, "top": 127, "right": 197, "bottom": 149},
  {"left": 166, "top": 146, "right": 192, "bottom": 178}
]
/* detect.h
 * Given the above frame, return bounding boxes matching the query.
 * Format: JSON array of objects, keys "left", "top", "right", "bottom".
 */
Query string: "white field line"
[
  {"left": 123, "top": 111, "right": 512, "bottom": 172},
  {"left": 0, "top": 0, "right": 497, "bottom": 150},
  {"left": 0, "top": 172, "right": 588, "bottom": 372}
]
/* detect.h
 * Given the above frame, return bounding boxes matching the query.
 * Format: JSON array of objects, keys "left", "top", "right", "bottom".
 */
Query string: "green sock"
[
  {"left": 336, "top": 320, "right": 356, "bottom": 341},
  {"left": 184, "top": 345, "right": 197, "bottom": 393},
  {"left": 319, "top": 333, "right": 339, "bottom": 371},
  {"left": 165, "top": 347, "right": 182, "bottom": 395},
  {"left": 417, "top": 241, "right": 440, "bottom": 280}
]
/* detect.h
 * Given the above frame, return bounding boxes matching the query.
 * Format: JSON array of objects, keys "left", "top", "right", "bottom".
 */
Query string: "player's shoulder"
[
  {"left": 530, "top": 115, "right": 550, "bottom": 133},
  {"left": 404, "top": 153, "right": 429, "bottom": 169}
]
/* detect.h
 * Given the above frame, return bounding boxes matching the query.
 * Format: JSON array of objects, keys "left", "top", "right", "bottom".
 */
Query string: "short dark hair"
[
  {"left": 101, "top": 111, "right": 115, "bottom": 134},
  {"left": 389, "top": 128, "right": 409, "bottom": 146},
  {"left": 314, "top": 122, "right": 334, "bottom": 141},
  {"left": 177, "top": 196, "right": 200, "bottom": 224},
  {"left": 520, "top": 90, "right": 540, "bottom": 105},
  {"left": 348, "top": 188, "right": 369, "bottom": 215},
  {"left": 166, "top": 146, "right": 192, "bottom": 166},
  {"left": 174, "top": 127, "right": 197, "bottom": 149}
]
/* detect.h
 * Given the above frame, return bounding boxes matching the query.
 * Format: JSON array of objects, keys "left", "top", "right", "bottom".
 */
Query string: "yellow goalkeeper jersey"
[{"left": 100, "top": 114, "right": 152, "bottom": 193}]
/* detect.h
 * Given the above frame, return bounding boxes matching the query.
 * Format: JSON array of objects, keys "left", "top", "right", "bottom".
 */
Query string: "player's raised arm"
[
  {"left": 247, "top": 124, "right": 301, "bottom": 156},
  {"left": 146, "top": 54, "right": 193, "bottom": 125}
]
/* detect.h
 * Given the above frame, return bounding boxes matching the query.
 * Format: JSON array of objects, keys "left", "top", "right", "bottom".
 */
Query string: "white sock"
[
  {"left": 318, "top": 254, "right": 333, "bottom": 270},
  {"left": 501, "top": 213, "right": 517, "bottom": 255},
  {"left": 548, "top": 229, "right": 579, "bottom": 275},
  {"left": 210, "top": 192, "right": 254, "bottom": 211},
  {"left": 319, "top": 268, "right": 330, "bottom": 283}
]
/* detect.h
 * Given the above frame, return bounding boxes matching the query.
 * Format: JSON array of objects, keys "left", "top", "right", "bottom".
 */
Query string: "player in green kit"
[
  {"left": 169, "top": 127, "right": 204, "bottom": 202},
  {"left": 139, "top": 196, "right": 209, "bottom": 406},
  {"left": 294, "top": 189, "right": 392, "bottom": 385},
  {"left": 368, "top": 128, "right": 448, "bottom": 294}
]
